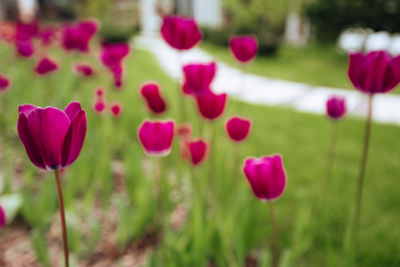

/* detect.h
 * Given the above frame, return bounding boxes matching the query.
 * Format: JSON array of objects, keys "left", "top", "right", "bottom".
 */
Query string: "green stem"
[
  {"left": 176, "top": 51, "right": 187, "bottom": 122},
  {"left": 353, "top": 94, "right": 374, "bottom": 250},
  {"left": 323, "top": 121, "right": 339, "bottom": 192},
  {"left": 237, "top": 63, "right": 247, "bottom": 113},
  {"left": 268, "top": 202, "right": 279, "bottom": 267},
  {"left": 55, "top": 169, "right": 69, "bottom": 267},
  {"left": 156, "top": 158, "right": 164, "bottom": 229}
]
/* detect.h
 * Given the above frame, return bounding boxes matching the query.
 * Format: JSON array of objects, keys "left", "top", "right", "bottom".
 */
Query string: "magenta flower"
[
  {"left": 110, "top": 102, "right": 122, "bottom": 118},
  {"left": 348, "top": 51, "right": 400, "bottom": 94},
  {"left": 110, "top": 63, "right": 124, "bottom": 88},
  {"left": 93, "top": 98, "right": 106, "bottom": 115},
  {"left": 99, "top": 42, "right": 130, "bottom": 68},
  {"left": 182, "top": 62, "right": 216, "bottom": 95},
  {"left": 38, "top": 26, "right": 57, "bottom": 46},
  {"left": 160, "top": 16, "right": 202, "bottom": 50},
  {"left": 0, "top": 204, "right": 6, "bottom": 229},
  {"left": 243, "top": 154, "right": 287, "bottom": 201},
  {"left": 189, "top": 139, "right": 209, "bottom": 166},
  {"left": 62, "top": 19, "right": 98, "bottom": 53},
  {"left": 196, "top": 91, "right": 227, "bottom": 120},
  {"left": 226, "top": 116, "right": 252, "bottom": 142},
  {"left": 326, "top": 96, "right": 347, "bottom": 120},
  {"left": 138, "top": 120, "right": 175, "bottom": 156},
  {"left": 140, "top": 83, "right": 167, "bottom": 114},
  {"left": 74, "top": 63, "right": 95, "bottom": 77},
  {"left": 17, "top": 102, "right": 87, "bottom": 170},
  {"left": 35, "top": 57, "right": 59, "bottom": 75},
  {"left": 230, "top": 35, "right": 258, "bottom": 63},
  {"left": 0, "top": 74, "right": 11, "bottom": 91},
  {"left": 95, "top": 87, "right": 106, "bottom": 97},
  {"left": 15, "top": 39, "right": 34, "bottom": 57}
]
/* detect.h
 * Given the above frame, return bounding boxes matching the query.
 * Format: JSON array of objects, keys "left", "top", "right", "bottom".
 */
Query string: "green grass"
[
  {"left": 0, "top": 43, "right": 399, "bottom": 266},
  {"left": 201, "top": 42, "right": 354, "bottom": 89}
]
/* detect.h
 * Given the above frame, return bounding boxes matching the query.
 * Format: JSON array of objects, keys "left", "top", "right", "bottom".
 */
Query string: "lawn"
[
  {"left": 201, "top": 42, "right": 355, "bottom": 89},
  {"left": 0, "top": 43, "right": 399, "bottom": 266}
]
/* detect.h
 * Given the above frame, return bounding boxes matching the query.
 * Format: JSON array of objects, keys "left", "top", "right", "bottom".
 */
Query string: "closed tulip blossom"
[
  {"left": 138, "top": 120, "right": 175, "bottom": 156},
  {"left": 95, "top": 87, "right": 105, "bottom": 97},
  {"left": 0, "top": 74, "right": 11, "bottom": 91},
  {"left": 140, "top": 83, "right": 167, "bottom": 114},
  {"left": 182, "top": 62, "right": 216, "bottom": 95},
  {"left": 226, "top": 116, "right": 252, "bottom": 142},
  {"left": 35, "top": 57, "right": 59, "bottom": 75},
  {"left": 325, "top": 96, "right": 346, "bottom": 120},
  {"left": 14, "top": 20, "right": 38, "bottom": 57},
  {"left": 110, "top": 102, "right": 122, "bottom": 118},
  {"left": 74, "top": 63, "right": 95, "bottom": 77},
  {"left": 243, "top": 155, "right": 286, "bottom": 201},
  {"left": 189, "top": 139, "right": 209, "bottom": 166},
  {"left": 15, "top": 39, "right": 34, "bottom": 57},
  {"left": 17, "top": 102, "right": 87, "bottom": 170},
  {"left": 230, "top": 35, "right": 258, "bottom": 63},
  {"left": 93, "top": 98, "right": 106, "bottom": 115},
  {"left": 243, "top": 154, "right": 286, "bottom": 267},
  {"left": 99, "top": 42, "right": 130, "bottom": 68},
  {"left": 196, "top": 91, "right": 227, "bottom": 120},
  {"left": 0, "top": 204, "right": 6, "bottom": 229},
  {"left": 62, "top": 19, "right": 98, "bottom": 53},
  {"left": 160, "top": 16, "right": 202, "bottom": 50},
  {"left": 17, "top": 101, "right": 87, "bottom": 267},
  {"left": 348, "top": 51, "right": 400, "bottom": 94},
  {"left": 347, "top": 51, "right": 400, "bottom": 252}
]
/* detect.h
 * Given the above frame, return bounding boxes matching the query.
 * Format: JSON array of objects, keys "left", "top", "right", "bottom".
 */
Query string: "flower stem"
[
  {"left": 176, "top": 51, "right": 186, "bottom": 122},
  {"left": 268, "top": 202, "right": 279, "bottom": 267},
  {"left": 324, "top": 121, "right": 339, "bottom": 191},
  {"left": 156, "top": 158, "right": 164, "bottom": 229},
  {"left": 353, "top": 94, "right": 374, "bottom": 249},
  {"left": 54, "top": 169, "right": 69, "bottom": 267}
]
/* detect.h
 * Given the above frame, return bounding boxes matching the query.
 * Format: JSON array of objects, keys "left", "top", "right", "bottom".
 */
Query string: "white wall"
[{"left": 193, "top": 0, "right": 221, "bottom": 27}]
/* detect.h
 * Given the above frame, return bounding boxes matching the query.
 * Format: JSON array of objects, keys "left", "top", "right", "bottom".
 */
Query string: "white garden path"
[{"left": 135, "top": 35, "right": 400, "bottom": 126}]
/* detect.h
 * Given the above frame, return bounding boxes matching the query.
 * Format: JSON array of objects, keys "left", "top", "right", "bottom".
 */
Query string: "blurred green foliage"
[
  {"left": 306, "top": 0, "right": 400, "bottom": 42},
  {"left": 203, "top": 0, "right": 290, "bottom": 55}
]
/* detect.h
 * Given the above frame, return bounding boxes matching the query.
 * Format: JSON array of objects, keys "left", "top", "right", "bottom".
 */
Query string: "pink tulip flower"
[
  {"left": 35, "top": 57, "right": 59, "bottom": 75},
  {"left": 326, "top": 96, "right": 347, "bottom": 120},
  {"left": 230, "top": 35, "right": 258, "bottom": 63},
  {"left": 138, "top": 120, "right": 175, "bottom": 156},
  {"left": 195, "top": 91, "right": 227, "bottom": 120},
  {"left": 0, "top": 74, "right": 11, "bottom": 91},
  {"left": 160, "top": 16, "right": 202, "bottom": 50},
  {"left": 17, "top": 102, "right": 87, "bottom": 170},
  {"left": 140, "top": 83, "right": 167, "bottom": 114},
  {"left": 110, "top": 102, "right": 122, "bottom": 118},
  {"left": 182, "top": 62, "right": 216, "bottom": 95},
  {"left": 189, "top": 139, "right": 209, "bottom": 166},
  {"left": 226, "top": 116, "right": 252, "bottom": 142},
  {"left": 61, "top": 19, "right": 98, "bottom": 53},
  {"left": 243, "top": 154, "right": 287, "bottom": 201},
  {"left": 74, "top": 63, "right": 95, "bottom": 77},
  {"left": 348, "top": 51, "right": 400, "bottom": 94}
]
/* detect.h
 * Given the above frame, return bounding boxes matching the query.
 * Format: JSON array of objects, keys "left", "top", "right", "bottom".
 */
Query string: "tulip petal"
[
  {"left": 64, "top": 101, "right": 82, "bottom": 120},
  {"left": 62, "top": 110, "right": 87, "bottom": 167},
  {"left": 17, "top": 112, "right": 46, "bottom": 169},
  {"left": 18, "top": 104, "right": 37, "bottom": 116},
  {"left": 348, "top": 52, "right": 365, "bottom": 91},
  {"left": 40, "top": 107, "right": 70, "bottom": 169}
]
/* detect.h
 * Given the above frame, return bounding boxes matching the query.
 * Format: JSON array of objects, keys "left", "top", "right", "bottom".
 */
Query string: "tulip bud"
[{"left": 243, "top": 154, "right": 287, "bottom": 201}]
